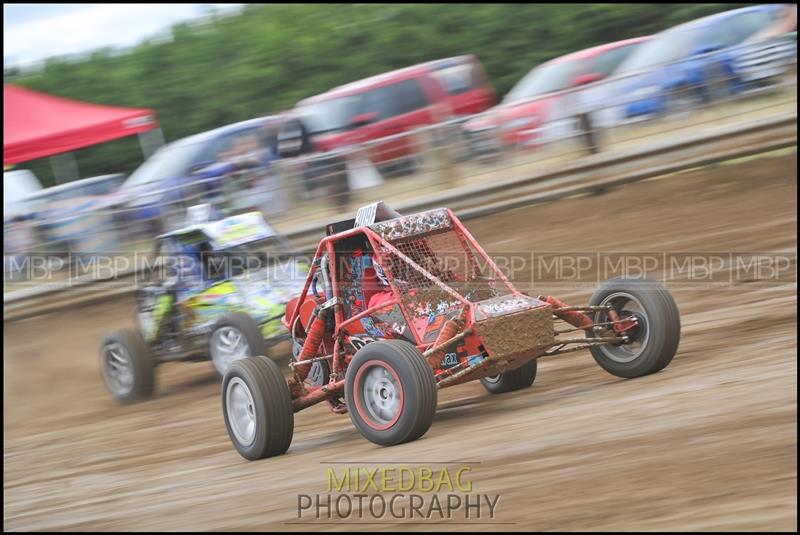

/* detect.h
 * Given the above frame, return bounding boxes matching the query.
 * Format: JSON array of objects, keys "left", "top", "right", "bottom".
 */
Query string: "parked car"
[
  {"left": 22, "top": 173, "right": 124, "bottom": 207},
  {"left": 731, "top": 19, "right": 797, "bottom": 89},
  {"left": 14, "top": 173, "right": 126, "bottom": 256},
  {"left": 290, "top": 55, "right": 496, "bottom": 171},
  {"left": 428, "top": 55, "right": 497, "bottom": 117},
  {"left": 111, "top": 116, "right": 285, "bottom": 235},
  {"left": 3, "top": 169, "right": 44, "bottom": 220},
  {"left": 595, "top": 4, "right": 797, "bottom": 124},
  {"left": 463, "top": 37, "right": 649, "bottom": 149},
  {"left": 3, "top": 169, "right": 44, "bottom": 281}
]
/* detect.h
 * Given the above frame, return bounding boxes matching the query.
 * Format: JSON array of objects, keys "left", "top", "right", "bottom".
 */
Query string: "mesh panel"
[
  {"left": 378, "top": 227, "right": 503, "bottom": 342},
  {"left": 381, "top": 227, "right": 503, "bottom": 300}
]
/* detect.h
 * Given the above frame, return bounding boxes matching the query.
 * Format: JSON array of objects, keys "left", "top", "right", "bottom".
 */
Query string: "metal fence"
[{"left": 4, "top": 35, "right": 797, "bottom": 287}]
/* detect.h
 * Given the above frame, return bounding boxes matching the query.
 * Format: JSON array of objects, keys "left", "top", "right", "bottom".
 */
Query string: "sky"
[{"left": 3, "top": 4, "right": 244, "bottom": 69}]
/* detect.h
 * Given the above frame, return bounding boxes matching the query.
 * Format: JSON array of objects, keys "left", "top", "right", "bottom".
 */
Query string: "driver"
[
  {"left": 162, "top": 239, "right": 208, "bottom": 302},
  {"left": 363, "top": 254, "right": 394, "bottom": 310}
]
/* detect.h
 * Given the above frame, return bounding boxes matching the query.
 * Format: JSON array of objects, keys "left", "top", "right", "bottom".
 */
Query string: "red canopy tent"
[{"left": 3, "top": 84, "right": 159, "bottom": 166}]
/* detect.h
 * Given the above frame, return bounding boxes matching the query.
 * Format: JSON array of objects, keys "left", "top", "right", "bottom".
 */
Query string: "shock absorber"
[
  {"left": 295, "top": 254, "right": 336, "bottom": 382},
  {"left": 295, "top": 305, "right": 329, "bottom": 381}
]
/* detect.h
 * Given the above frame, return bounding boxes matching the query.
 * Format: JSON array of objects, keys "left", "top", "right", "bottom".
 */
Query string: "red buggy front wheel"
[
  {"left": 222, "top": 355, "right": 294, "bottom": 460},
  {"left": 345, "top": 340, "right": 437, "bottom": 446}
]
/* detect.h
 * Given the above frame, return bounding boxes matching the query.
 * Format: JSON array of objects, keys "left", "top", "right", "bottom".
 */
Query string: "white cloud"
[{"left": 4, "top": 4, "right": 243, "bottom": 68}]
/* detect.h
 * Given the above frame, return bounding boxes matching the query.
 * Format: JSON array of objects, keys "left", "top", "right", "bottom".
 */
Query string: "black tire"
[
  {"left": 480, "top": 359, "right": 538, "bottom": 394},
  {"left": 345, "top": 340, "right": 437, "bottom": 447},
  {"left": 100, "top": 328, "right": 155, "bottom": 402},
  {"left": 222, "top": 355, "right": 294, "bottom": 460},
  {"left": 209, "top": 312, "right": 269, "bottom": 377},
  {"left": 587, "top": 277, "right": 680, "bottom": 378}
]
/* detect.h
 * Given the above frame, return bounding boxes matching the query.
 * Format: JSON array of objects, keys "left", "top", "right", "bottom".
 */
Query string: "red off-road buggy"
[{"left": 221, "top": 203, "right": 680, "bottom": 460}]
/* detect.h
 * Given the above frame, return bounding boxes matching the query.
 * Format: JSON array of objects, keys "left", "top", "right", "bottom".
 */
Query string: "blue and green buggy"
[{"left": 100, "top": 210, "right": 308, "bottom": 402}]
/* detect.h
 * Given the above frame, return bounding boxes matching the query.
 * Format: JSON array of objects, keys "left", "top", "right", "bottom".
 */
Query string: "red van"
[{"left": 291, "top": 55, "right": 495, "bottom": 166}]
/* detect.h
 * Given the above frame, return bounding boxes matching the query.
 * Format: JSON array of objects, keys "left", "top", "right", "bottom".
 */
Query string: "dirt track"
[{"left": 4, "top": 152, "right": 797, "bottom": 531}]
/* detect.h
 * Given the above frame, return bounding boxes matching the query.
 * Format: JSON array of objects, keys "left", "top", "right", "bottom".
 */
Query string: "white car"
[
  {"left": 4, "top": 169, "right": 44, "bottom": 281},
  {"left": 4, "top": 169, "right": 43, "bottom": 219}
]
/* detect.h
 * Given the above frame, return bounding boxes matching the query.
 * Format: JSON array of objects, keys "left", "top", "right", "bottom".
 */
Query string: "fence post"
[
  {"left": 577, "top": 111, "right": 600, "bottom": 155},
  {"left": 424, "top": 125, "right": 456, "bottom": 188}
]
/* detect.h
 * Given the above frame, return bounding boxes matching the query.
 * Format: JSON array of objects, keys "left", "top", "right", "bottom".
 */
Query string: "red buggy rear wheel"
[{"left": 587, "top": 277, "right": 680, "bottom": 378}]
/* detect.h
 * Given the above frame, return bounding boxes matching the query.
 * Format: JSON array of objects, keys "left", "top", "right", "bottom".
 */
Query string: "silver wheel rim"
[
  {"left": 360, "top": 365, "right": 402, "bottom": 425},
  {"left": 483, "top": 374, "right": 501, "bottom": 384},
  {"left": 595, "top": 292, "right": 650, "bottom": 363},
  {"left": 103, "top": 342, "right": 134, "bottom": 396},
  {"left": 210, "top": 326, "right": 251, "bottom": 375},
  {"left": 226, "top": 377, "right": 257, "bottom": 446}
]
